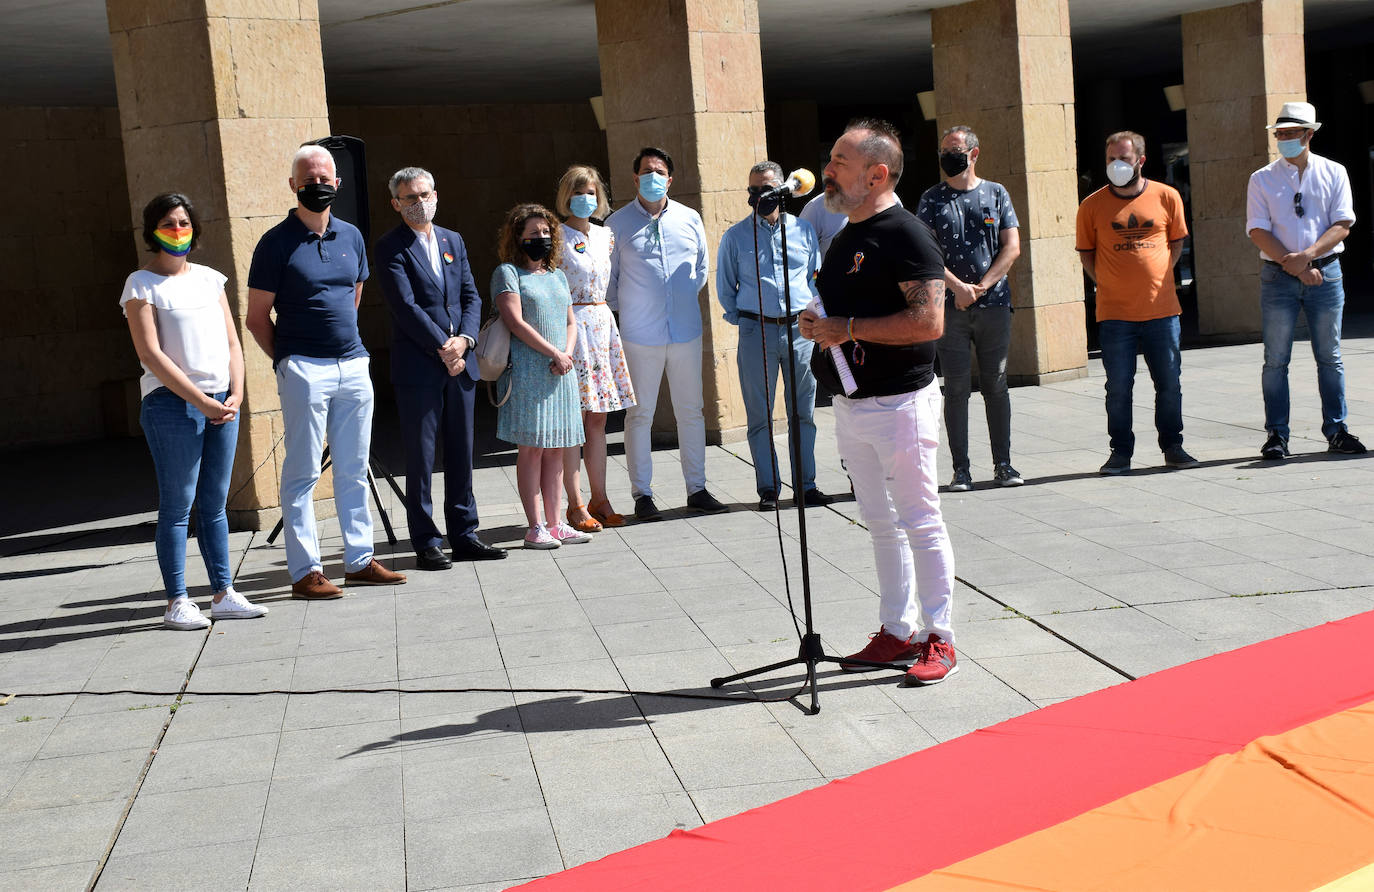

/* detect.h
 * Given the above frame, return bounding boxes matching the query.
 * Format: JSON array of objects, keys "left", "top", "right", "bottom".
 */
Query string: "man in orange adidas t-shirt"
[{"left": 1077, "top": 130, "right": 1197, "bottom": 476}]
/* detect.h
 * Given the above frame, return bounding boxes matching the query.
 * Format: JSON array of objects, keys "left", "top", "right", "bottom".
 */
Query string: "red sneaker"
[
  {"left": 839, "top": 628, "right": 919, "bottom": 672},
  {"left": 905, "top": 634, "right": 958, "bottom": 684}
]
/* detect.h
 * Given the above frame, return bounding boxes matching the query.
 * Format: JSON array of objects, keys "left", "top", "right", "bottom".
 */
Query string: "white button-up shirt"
[
  {"left": 1245, "top": 152, "right": 1356, "bottom": 262},
  {"left": 605, "top": 197, "right": 709, "bottom": 346},
  {"left": 413, "top": 226, "right": 441, "bottom": 277}
]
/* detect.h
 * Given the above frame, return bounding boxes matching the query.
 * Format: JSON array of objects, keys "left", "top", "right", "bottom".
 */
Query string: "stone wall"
[
  {"left": 0, "top": 106, "right": 140, "bottom": 448},
  {"left": 0, "top": 100, "right": 605, "bottom": 452}
]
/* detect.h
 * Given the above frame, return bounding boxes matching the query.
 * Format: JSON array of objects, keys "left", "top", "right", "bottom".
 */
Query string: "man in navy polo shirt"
[{"left": 247, "top": 144, "right": 406, "bottom": 599}]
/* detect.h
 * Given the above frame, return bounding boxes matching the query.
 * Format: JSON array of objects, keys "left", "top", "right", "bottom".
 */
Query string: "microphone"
[{"left": 758, "top": 168, "right": 816, "bottom": 200}]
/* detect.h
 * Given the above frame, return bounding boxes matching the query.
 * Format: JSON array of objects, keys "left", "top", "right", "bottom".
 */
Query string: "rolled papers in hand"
[{"left": 807, "top": 298, "right": 858, "bottom": 397}]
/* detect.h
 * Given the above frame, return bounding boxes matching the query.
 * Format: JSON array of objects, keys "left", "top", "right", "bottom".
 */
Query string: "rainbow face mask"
[{"left": 153, "top": 226, "right": 193, "bottom": 256}]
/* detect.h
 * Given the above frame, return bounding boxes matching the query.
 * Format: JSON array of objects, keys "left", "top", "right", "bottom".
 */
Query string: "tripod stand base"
[{"left": 710, "top": 633, "right": 913, "bottom": 715}]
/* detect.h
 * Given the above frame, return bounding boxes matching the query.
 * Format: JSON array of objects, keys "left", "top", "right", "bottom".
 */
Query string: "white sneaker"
[
  {"left": 524, "top": 523, "right": 560, "bottom": 549},
  {"left": 164, "top": 598, "right": 210, "bottom": 631},
  {"left": 549, "top": 522, "right": 592, "bottom": 545},
  {"left": 211, "top": 588, "right": 268, "bottom": 620}
]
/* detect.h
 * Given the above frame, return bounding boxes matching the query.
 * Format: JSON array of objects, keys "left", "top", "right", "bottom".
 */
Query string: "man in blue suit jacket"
[{"left": 375, "top": 167, "right": 505, "bottom": 567}]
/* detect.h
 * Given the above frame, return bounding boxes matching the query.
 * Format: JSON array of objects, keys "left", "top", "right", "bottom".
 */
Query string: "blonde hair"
[
  {"left": 1105, "top": 131, "right": 1146, "bottom": 157},
  {"left": 555, "top": 165, "right": 610, "bottom": 220},
  {"left": 497, "top": 203, "right": 563, "bottom": 271}
]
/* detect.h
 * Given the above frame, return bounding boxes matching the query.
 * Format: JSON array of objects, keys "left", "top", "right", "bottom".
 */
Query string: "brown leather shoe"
[
  {"left": 344, "top": 559, "right": 407, "bottom": 586},
  {"left": 291, "top": 570, "right": 343, "bottom": 600}
]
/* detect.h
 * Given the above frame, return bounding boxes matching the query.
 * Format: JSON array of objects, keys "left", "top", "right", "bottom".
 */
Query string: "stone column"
[
  {"left": 931, "top": 0, "right": 1086, "bottom": 384},
  {"left": 1183, "top": 0, "right": 1305, "bottom": 338},
  {"left": 107, "top": 0, "right": 333, "bottom": 529},
  {"left": 594, "top": 0, "right": 767, "bottom": 443}
]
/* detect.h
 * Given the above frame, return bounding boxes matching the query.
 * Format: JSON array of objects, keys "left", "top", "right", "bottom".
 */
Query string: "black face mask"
[
  {"left": 747, "top": 186, "right": 781, "bottom": 216},
  {"left": 521, "top": 237, "right": 553, "bottom": 262},
  {"left": 939, "top": 151, "right": 970, "bottom": 178},
  {"left": 297, "top": 182, "right": 337, "bottom": 213}
]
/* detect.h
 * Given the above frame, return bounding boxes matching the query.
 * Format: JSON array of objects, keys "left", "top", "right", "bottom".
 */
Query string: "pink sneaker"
[
  {"left": 549, "top": 521, "right": 592, "bottom": 545},
  {"left": 524, "top": 523, "right": 559, "bottom": 549},
  {"left": 839, "top": 628, "right": 919, "bottom": 672},
  {"left": 905, "top": 634, "right": 958, "bottom": 684}
]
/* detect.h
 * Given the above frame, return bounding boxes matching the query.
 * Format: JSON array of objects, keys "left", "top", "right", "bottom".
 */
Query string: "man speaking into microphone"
[
  {"left": 799, "top": 118, "right": 959, "bottom": 685},
  {"left": 716, "top": 160, "right": 831, "bottom": 511}
]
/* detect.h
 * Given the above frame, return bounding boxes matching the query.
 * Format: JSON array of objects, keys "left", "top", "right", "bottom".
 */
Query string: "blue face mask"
[
  {"left": 569, "top": 193, "right": 598, "bottom": 219},
  {"left": 638, "top": 171, "right": 668, "bottom": 202},
  {"left": 1277, "top": 138, "right": 1305, "bottom": 159}
]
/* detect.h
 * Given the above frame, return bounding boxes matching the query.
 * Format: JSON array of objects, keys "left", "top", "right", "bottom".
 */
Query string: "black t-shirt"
[{"left": 812, "top": 205, "right": 945, "bottom": 398}]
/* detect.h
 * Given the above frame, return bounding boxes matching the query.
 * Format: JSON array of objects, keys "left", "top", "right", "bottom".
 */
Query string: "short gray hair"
[
  {"left": 941, "top": 125, "right": 979, "bottom": 150},
  {"left": 749, "top": 160, "right": 784, "bottom": 183},
  {"left": 291, "top": 144, "right": 334, "bottom": 177},
  {"left": 388, "top": 166, "right": 435, "bottom": 197}
]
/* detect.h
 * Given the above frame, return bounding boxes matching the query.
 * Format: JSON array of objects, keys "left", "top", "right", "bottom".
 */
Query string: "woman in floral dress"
[{"left": 555, "top": 165, "right": 636, "bottom": 530}]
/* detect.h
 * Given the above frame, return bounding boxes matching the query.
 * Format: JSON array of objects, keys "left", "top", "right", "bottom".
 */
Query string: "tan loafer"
[
  {"left": 344, "top": 559, "right": 407, "bottom": 586},
  {"left": 291, "top": 570, "right": 343, "bottom": 600}
]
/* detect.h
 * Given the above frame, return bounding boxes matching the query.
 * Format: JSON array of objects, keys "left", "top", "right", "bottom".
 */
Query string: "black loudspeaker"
[{"left": 309, "top": 135, "right": 370, "bottom": 243}]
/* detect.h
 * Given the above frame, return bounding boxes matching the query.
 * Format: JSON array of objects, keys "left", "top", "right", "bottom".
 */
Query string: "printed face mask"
[
  {"left": 521, "top": 236, "right": 553, "bottom": 262},
  {"left": 1106, "top": 160, "right": 1139, "bottom": 188},
  {"left": 638, "top": 171, "right": 668, "bottom": 202},
  {"left": 1277, "top": 138, "right": 1305, "bottom": 159},
  {"left": 747, "top": 186, "right": 781, "bottom": 216},
  {"left": 939, "top": 151, "right": 970, "bottom": 177},
  {"left": 569, "top": 193, "right": 599, "bottom": 219},
  {"left": 402, "top": 195, "right": 437, "bottom": 226},
  {"left": 296, "top": 182, "right": 337, "bottom": 212},
  {"left": 153, "top": 226, "right": 193, "bottom": 256}
]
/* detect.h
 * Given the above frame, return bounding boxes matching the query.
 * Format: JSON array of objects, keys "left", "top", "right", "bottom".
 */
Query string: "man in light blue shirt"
[
  {"left": 717, "top": 161, "right": 831, "bottom": 511},
  {"left": 606, "top": 146, "right": 725, "bottom": 520}
]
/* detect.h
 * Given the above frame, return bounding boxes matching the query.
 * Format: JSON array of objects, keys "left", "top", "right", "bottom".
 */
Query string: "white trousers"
[
  {"left": 621, "top": 337, "right": 707, "bottom": 499},
  {"left": 833, "top": 380, "right": 955, "bottom": 643}
]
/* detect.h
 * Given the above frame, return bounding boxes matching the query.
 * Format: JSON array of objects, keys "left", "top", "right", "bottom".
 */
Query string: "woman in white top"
[
  {"left": 120, "top": 193, "right": 266, "bottom": 630},
  {"left": 555, "top": 165, "right": 637, "bottom": 531}
]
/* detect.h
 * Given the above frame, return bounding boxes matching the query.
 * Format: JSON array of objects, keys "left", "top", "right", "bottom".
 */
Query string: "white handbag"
[{"left": 474, "top": 313, "right": 511, "bottom": 382}]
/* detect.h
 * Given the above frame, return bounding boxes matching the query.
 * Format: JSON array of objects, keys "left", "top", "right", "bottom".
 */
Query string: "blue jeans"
[
  {"left": 140, "top": 387, "right": 238, "bottom": 601},
  {"left": 736, "top": 318, "right": 817, "bottom": 495},
  {"left": 276, "top": 355, "right": 375, "bottom": 582},
  {"left": 1099, "top": 315, "right": 1183, "bottom": 455},
  {"left": 1260, "top": 259, "right": 1347, "bottom": 441}
]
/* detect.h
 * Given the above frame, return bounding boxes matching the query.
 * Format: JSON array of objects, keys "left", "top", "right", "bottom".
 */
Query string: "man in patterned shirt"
[{"left": 917, "top": 125, "right": 1022, "bottom": 491}]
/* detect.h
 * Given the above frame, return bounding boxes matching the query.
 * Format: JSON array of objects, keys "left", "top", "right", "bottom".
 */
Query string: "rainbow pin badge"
[
  {"left": 574, "top": 241, "right": 587, "bottom": 254},
  {"left": 443, "top": 251, "right": 454, "bottom": 264},
  {"left": 847, "top": 252, "right": 865, "bottom": 275}
]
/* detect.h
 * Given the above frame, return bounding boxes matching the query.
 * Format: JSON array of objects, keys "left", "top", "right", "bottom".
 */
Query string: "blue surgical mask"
[
  {"left": 569, "top": 193, "right": 598, "bottom": 219},
  {"left": 1277, "top": 138, "right": 1305, "bottom": 159},
  {"left": 638, "top": 171, "right": 668, "bottom": 202}
]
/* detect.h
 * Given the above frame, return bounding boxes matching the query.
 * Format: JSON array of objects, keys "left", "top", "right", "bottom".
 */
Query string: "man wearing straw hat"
[{"left": 1246, "top": 101, "right": 1361, "bottom": 460}]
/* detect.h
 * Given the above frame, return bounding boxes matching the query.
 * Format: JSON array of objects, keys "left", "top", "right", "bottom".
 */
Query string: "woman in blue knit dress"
[{"left": 492, "top": 203, "right": 590, "bottom": 549}]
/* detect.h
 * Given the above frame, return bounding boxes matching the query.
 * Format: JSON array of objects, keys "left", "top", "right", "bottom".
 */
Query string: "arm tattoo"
[{"left": 900, "top": 279, "right": 944, "bottom": 312}]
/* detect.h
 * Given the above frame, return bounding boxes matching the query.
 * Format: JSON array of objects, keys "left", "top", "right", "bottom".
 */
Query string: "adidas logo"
[
  {"left": 1110, "top": 213, "right": 1156, "bottom": 251},
  {"left": 1110, "top": 213, "right": 1155, "bottom": 241}
]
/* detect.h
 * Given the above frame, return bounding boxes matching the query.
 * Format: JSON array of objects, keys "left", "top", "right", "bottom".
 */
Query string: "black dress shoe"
[
  {"left": 686, "top": 489, "right": 728, "bottom": 514},
  {"left": 757, "top": 490, "right": 778, "bottom": 511},
  {"left": 802, "top": 488, "right": 834, "bottom": 507},
  {"left": 415, "top": 546, "right": 452, "bottom": 571},
  {"left": 634, "top": 495, "right": 663, "bottom": 522},
  {"left": 451, "top": 536, "right": 507, "bottom": 561}
]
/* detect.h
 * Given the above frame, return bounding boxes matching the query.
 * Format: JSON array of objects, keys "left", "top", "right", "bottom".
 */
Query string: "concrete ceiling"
[{"left": 1, "top": 0, "right": 1371, "bottom": 107}]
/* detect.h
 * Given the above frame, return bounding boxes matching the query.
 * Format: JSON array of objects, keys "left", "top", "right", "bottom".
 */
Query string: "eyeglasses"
[
  {"left": 397, "top": 190, "right": 433, "bottom": 206},
  {"left": 1294, "top": 192, "right": 1304, "bottom": 219}
]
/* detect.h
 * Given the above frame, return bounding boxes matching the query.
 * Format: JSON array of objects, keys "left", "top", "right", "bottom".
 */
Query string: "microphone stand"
[{"left": 709, "top": 191, "right": 910, "bottom": 715}]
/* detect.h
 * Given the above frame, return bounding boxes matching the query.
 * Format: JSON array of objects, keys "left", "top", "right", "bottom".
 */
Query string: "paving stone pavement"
[{"left": 5, "top": 333, "right": 1374, "bottom": 889}]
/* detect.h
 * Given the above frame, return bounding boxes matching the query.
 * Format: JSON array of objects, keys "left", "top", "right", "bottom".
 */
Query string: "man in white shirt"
[
  {"left": 606, "top": 146, "right": 727, "bottom": 521},
  {"left": 1245, "top": 101, "right": 1361, "bottom": 459}
]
